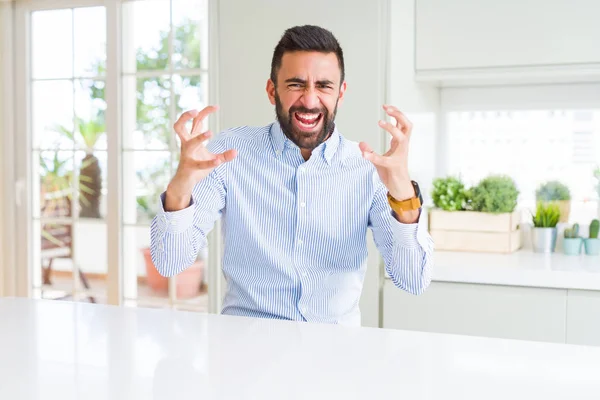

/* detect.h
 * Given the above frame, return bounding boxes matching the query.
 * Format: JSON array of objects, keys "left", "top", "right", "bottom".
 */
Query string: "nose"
[{"left": 300, "top": 86, "right": 320, "bottom": 110}]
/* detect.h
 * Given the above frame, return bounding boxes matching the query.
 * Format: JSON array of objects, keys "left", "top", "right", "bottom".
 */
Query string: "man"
[{"left": 150, "top": 25, "right": 433, "bottom": 326}]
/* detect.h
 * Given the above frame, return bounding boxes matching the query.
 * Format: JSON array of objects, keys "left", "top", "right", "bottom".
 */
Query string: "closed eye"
[{"left": 317, "top": 84, "right": 333, "bottom": 90}]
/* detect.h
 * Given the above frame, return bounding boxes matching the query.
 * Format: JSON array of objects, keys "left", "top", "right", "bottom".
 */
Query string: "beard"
[{"left": 275, "top": 92, "right": 338, "bottom": 152}]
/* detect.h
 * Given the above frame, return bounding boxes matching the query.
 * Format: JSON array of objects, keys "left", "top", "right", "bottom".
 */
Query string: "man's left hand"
[{"left": 359, "top": 105, "right": 419, "bottom": 223}]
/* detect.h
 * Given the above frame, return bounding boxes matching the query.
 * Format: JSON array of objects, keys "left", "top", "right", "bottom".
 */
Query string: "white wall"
[
  {"left": 389, "top": 0, "right": 440, "bottom": 200},
  {"left": 0, "top": 2, "right": 5, "bottom": 297},
  {"left": 0, "top": 0, "right": 15, "bottom": 297},
  {"left": 216, "top": 0, "right": 389, "bottom": 327}
]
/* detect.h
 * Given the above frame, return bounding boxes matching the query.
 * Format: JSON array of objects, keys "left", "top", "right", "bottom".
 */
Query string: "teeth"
[{"left": 297, "top": 113, "right": 320, "bottom": 120}]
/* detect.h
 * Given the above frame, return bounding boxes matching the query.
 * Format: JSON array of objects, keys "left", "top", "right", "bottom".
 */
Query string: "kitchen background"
[{"left": 1, "top": 0, "right": 599, "bottom": 346}]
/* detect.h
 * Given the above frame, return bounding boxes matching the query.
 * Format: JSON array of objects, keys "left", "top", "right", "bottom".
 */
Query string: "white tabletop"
[
  {"left": 422, "top": 250, "right": 600, "bottom": 290},
  {"left": 1, "top": 298, "right": 600, "bottom": 400}
]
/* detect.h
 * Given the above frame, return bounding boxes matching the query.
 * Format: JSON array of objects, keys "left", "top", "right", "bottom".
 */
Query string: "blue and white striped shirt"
[{"left": 150, "top": 121, "right": 434, "bottom": 326}]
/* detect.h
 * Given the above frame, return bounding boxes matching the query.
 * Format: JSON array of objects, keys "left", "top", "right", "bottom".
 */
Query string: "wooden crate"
[{"left": 428, "top": 209, "right": 522, "bottom": 253}]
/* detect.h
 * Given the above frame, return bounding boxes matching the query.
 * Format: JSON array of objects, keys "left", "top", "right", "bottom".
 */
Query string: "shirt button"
[
  {"left": 301, "top": 271, "right": 307, "bottom": 277},
  {"left": 300, "top": 202, "right": 306, "bottom": 208},
  {"left": 298, "top": 167, "right": 304, "bottom": 173},
  {"left": 301, "top": 307, "right": 307, "bottom": 314},
  {"left": 298, "top": 239, "right": 303, "bottom": 245},
  {"left": 170, "top": 220, "right": 176, "bottom": 226}
]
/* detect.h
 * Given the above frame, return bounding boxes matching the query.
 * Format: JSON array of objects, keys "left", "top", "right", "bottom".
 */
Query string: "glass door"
[
  {"left": 28, "top": 5, "right": 108, "bottom": 303},
  {"left": 120, "top": 0, "right": 210, "bottom": 311},
  {"left": 16, "top": 0, "right": 213, "bottom": 312}
]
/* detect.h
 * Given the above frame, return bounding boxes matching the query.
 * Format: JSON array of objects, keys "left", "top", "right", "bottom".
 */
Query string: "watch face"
[{"left": 411, "top": 181, "right": 423, "bottom": 205}]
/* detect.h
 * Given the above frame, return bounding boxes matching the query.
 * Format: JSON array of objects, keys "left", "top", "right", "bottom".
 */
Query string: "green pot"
[
  {"left": 584, "top": 238, "right": 600, "bottom": 256},
  {"left": 563, "top": 238, "right": 583, "bottom": 256}
]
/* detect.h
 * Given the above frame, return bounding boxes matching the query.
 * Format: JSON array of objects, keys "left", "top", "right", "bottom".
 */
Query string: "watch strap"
[{"left": 387, "top": 192, "right": 422, "bottom": 213}]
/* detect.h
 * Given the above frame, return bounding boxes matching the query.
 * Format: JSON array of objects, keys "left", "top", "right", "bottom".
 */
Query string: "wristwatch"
[{"left": 387, "top": 181, "right": 423, "bottom": 213}]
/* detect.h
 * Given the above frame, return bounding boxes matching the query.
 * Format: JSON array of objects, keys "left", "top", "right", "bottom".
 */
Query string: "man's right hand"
[{"left": 165, "top": 106, "right": 237, "bottom": 212}]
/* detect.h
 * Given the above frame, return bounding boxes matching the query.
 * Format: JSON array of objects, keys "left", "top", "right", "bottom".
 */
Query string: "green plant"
[
  {"left": 590, "top": 219, "right": 599, "bottom": 239},
  {"left": 594, "top": 167, "right": 600, "bottom": 198},
  {"left": 535, "top": 180, "right": 571, "bottom": 202},
  {"left": 532, "top": 202, "right": 561, "bottom": 228},
  {"left": 51, "top": 115, "right": 106, "bottom": 218},
  {"left": 135, "top": 157, "right": 172, "bottom": 222},
  {"left": 470, "top": 175, "right": 519, "bottom": 213},
  {"left": 431, "top": 176, "right": 469, "bottom": 211},
  {"left": 564, "top": 223, "right": 580, "bottom": 239}
]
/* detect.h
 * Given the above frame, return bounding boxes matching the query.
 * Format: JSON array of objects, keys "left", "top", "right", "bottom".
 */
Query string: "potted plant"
[
  {"left": 563, "top": 223, "right": 582, "bottom": 256},
  {"left": 531, "top": 201, "right": 560, "bottom": 253},
  {"left": 431, "top": 176, "right": 470, "bottom": 211},
  {"left": 428, "top": 175, "right": 521, "bottom": 253},
  {"left": 470, "top": 175, "right": 519, "bottom": 214},
  {"left": 535, "top": 180, "right": 571, "bottom": 223},
  {"left": 584, "top": 219, "right": 600, "bottom": 256},
  {"left": 52, "top": 115, "right": 106, "bottom": 219}
]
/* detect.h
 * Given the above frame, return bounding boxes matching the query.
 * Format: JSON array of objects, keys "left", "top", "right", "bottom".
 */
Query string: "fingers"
[
  {"left": 174, "top": 109, "right": 199, "bottom": 142},
  {"left": 194, "top": 149, "right": 238, "bottom": 169},
  {"left": 189, "top": 130, "right": 213, "bottom": 145},
  {"left": 362, "top": 148, "right": 387, "bottom": 166},
  {"left": 174, "top": 105, "right": 219, "bottom": 142},
  {"left": 358, "top": 141, "right": 373, "bottom": 154},
  {"left": 378, "top": 120, "right": 404, "bottom": 143},
  {"left": 190, "top": 105, "right": 219, "bottom": 136},
  {"left": 220, "top": 149, "right": 238, "bottom": 162},
  {"left": 383, "top": 105, "right": 413, "bottom": 137}
]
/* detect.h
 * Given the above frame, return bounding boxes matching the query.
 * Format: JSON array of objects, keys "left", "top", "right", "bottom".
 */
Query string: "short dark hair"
[{"left": 270, "top": 25, "right": 345, "bottom": 85}]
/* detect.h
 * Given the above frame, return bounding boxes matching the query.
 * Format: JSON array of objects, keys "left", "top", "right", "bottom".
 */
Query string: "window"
[
  {"left": 121, "top": 0, "right": 209, "bottom": 308},
  {"left": 446, "top": 109, "right": 600, "bottom": 223},
  {"left": 30, "top": 7, "right": 108, "bottom": 302},
  {"left": 21, "top": 0, "right": 211, "bottom": 310}
]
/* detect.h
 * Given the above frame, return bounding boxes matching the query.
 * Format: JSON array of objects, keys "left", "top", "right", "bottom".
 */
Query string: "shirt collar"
[{"left": 269, "top": 121, "right": 341, "bottom": 165}]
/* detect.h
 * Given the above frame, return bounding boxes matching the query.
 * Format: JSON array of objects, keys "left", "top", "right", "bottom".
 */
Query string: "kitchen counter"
[
  {"left": 418, "top": 250, "right": 600, "bottom": 290},
  {"left": 1, "top": 298, "right": 600, "bottom": 399}
]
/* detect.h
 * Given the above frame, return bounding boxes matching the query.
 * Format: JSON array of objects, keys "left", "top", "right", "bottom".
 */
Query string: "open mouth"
[{"left": 293, "top": 112, "right": 323, "bottom": 131}]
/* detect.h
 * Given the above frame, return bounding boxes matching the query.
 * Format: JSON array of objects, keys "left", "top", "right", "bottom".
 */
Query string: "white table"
[{"left": 1, "top": 298, "right": 600, "bottom": 400}]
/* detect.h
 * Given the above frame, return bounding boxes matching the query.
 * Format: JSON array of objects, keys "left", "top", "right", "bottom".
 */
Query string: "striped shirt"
[{"left": 150, "top": 121, "right": 434, "bottom": 326}]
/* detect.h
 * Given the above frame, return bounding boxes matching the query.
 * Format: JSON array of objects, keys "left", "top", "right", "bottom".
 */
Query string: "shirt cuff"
[
  {"left": 155, "top": 191, "right": 196, "bottom": 234},
  {"left": 390, "top": 209, "right": 429, "bottom": 250}
]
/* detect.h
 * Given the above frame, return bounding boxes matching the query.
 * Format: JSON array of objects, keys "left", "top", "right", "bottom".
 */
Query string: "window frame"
[{"left": 11, "top": 0, "right": 222, "bottom": 309}]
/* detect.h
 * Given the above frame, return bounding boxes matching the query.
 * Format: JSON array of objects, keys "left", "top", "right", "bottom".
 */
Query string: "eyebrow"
[{"left": 284, "top": 77, "right": 336, "bottom": 86}]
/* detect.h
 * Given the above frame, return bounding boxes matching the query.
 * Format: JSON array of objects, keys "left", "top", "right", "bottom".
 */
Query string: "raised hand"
[
  {"left": 165, "top": 106, "right": 237, "bottom": 211},
  {"left": 360, "top": 105, "right": 420, "bottom": 223}
]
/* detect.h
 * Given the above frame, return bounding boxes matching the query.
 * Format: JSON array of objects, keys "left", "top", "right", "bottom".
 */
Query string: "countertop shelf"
[{"left": 418, "top": 250, "right": 600, "bottom": 291}]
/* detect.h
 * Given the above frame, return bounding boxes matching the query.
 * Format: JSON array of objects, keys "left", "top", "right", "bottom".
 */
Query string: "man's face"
[{"left": 267, "top": 51, "right": 346, "bottom": 152}]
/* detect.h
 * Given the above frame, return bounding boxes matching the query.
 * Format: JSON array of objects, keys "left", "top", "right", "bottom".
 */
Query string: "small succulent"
[
  {"left": 532, "top": 201, "right": 560, "bottom": 228},
  {"left": 564, "top": 223, "right": 580, "bottom": 239},
  {"left": 590, "top": 219, "right": 599, "bottom": 239}
]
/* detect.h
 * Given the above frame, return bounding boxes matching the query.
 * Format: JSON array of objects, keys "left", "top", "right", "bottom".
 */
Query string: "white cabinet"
[
  {"left": 383, "top": 280, "right": 568, "bottom": 343},
  {"left": 415, "top": 0, "right": 600, "bottom": 75},
  {"left": 566, "top": 290, "right": 600, "bottom": 346}
]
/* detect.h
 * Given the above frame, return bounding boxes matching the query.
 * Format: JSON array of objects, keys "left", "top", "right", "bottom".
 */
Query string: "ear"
[
  {"left": 337, "top": 81, "right": 347, "bottom": 106},
  {"left": 266, "top": 79, "right": 276, "bottom": 105}
]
